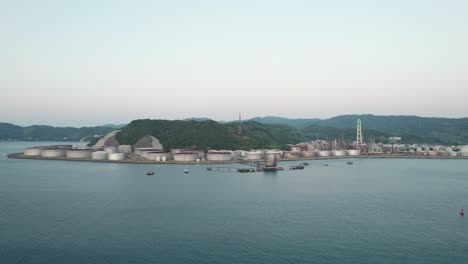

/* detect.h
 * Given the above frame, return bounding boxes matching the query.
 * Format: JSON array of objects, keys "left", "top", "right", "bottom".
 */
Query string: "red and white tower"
[{"left": 356, "top": 119, "right": 363, "bottom": 148}]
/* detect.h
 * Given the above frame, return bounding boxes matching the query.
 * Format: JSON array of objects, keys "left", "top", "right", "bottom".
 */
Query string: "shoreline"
[{"left": 6, "top": 153, "right": 468, "bottom": 165}]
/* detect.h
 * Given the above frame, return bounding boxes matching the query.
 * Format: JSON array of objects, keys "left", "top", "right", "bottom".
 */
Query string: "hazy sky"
[{"left": 1, "top": 0, "right": 467, "bottom": 126}]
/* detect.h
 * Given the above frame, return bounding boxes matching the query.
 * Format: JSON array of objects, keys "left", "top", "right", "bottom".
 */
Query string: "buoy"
[{"left": 461, "top": 208, "right": 465, "bottom": 216}]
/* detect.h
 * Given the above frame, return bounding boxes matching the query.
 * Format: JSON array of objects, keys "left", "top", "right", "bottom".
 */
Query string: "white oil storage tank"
[
  {"left": 66, "top": 149, "right": 92, "bottom": 159},
  {"left": 317, "top": 150, "right": 331, "bottom": 157},
  {"left": 104, "top": 146, "right": 118, "bottom": 154},
  {"left": 302, "top": 151, "right": 315, "bottom": 158},
  {"left": 147, "top": 152, "right": 171, "bottom": 161},
  {"left": 174, "top": 152, "right": 199, "bottom": 162},
  {"left": 207, "top": 151, "right": 233, "bottom": 161},
  {"left": 346, "top": 150, "right": 361, "bottom": 156},
  {"left": 331, "top": 150, "right": 346, "bottom": 157},
  {"left": 108, "top": 153, "right": 126, "bottom": 161},
  {"left": 24, "top": 147, "right": 44, "bottom": 156},
  {"left": 438, "top": 151, "right": 450, "bottom": 157},
  {"left": 264, "top": 151, "right": 282, "bottom": 160},
  {"left": 118, "top": 145, "right": 133, "bottom": 154},
  {"left": 135, "top": 148, "right": 161, "bottom": 157},
  {"left": 41, "top": 148, "right": 66, "bottom": 158},
  {"left": 458, "top": 147, "right": 468, "bottom": 157},
  {"left": 51, "top": 145, "right": 73, "bottom": 149},
  {"left": 92, "top": 151, "right": 108, "bottom": 160},
  {"left": 245, "top": 151, "right": 263, "bottom": 160}
]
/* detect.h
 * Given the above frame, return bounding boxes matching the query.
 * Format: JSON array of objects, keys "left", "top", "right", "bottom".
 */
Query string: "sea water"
[{"left": 1, "top": 142, "right": 467, "bottom": 264}]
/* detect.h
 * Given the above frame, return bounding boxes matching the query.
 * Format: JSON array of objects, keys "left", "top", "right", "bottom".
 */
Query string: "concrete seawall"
[{"left": 7, "top": 152, "right": 468, "bottom": 165}]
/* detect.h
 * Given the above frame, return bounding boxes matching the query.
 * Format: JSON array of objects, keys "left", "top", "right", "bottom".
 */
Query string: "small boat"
[
  {"left": 346, "top": 161, "right": 353, "bottom": 165},
  {"left": 461, "top": 208, "right": 465, "bottom": 216},
  {"left": 146, "top": 170, "right": 154, "bottom": 175},
  {"left": 324, "top": 163, "right": 329, "bottom": 166},
  {"left": 184, "top": 169, "right": 189, "bottom": 174}
]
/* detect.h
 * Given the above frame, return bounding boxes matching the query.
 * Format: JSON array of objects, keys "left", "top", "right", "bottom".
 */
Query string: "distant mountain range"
[
  {"left": 249, "top": 115, "right": 468, "bottom": 145},
  {"left": 0, "top": 123, "right": 115, "bottom": 142},
  {"left": 1, "top": 115, "right": 467, "bottom": 145}
]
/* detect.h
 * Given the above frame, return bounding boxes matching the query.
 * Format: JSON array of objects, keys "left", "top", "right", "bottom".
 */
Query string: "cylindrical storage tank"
[
  {"left": 317, "top": 150, "right": 331, "bottom": 157},
  {"left": 51, "top": 145, "right": 73, "bottom": 149},
  {"left": 171, "top": 149, "right": 189, "bottom": 155},
  {"left": 416, "top": 147, "right": 423, "bottom": 152},
  {"left": 92, "top": 151, "right": 108, "bottom": 160},
  {"left": 66, "top": 149, "right": 92, "bottom": 159},
  {"left": 108, "top": 153, "right": 126, "bottom": 161},
  {"left": 458, "top": 151, "right": 468, "bottom": 157},
  {"left": 174, "top": 152, "right": 199, "bottom": 162},
  {"left": 162, "top": 156, "right": 167, "bottom": 162},
  {"left": 449, "top": 151, "right": 457, "bottom": 157},
  {"left": 207, "top": 151, "right": 233, "bottom": 161},
  {"left": 438, "top": 151, "right": 450, "bottom": 157},
  {"left": 198, "top": 151, "right": 205, "bottom": 159},
  {"left": 24, "top": 147, "right": 43, "bottom": 156},
  {"left": 284, "top": 151, "right": 300, "bottom": 158},
  {"left": 460, "top": 146, "right": 468, "bottom": 152},
  {"left": 428, "top": 151, "right": 437, "bottom": 157},
  {"left": 231, "top": 151, "right": 240, "bottom": 159},
  {"left": 302, "top": 151, "right": 316, "bottom": 158},
  {"left": 264, "top": 151, "right": 282, "bottom": 160},
  {"left": 134, "top": 148, "right": 157, "bottom": 157},
  {"left": 118, "top": 145, "right": 133, "bottom": 154},
  {"left": 346, "top": 149, "right": 361, "bottom": 156},
  {"left": 331, "top": 150, "right": 346, "bottom": 157},
  {"left": 134, "top": 148, "right": 147, "bottom": 156},
  {"left": 41, "top": 149, "right": 66, "bottom": 158},
  {"left": 245, "top": 151, "right": 263, "bottom": 160},
  {"left": 147, "top": 152, "right": 171, "bottom": 161},
  {"left": 104, "top": 146, "right": 118, "bottom": 154}
]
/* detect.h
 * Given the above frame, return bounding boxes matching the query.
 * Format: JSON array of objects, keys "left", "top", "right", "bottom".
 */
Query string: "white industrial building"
[
  {"left": 24, "top": 147, "right": 44, "bottom": 156},
  {"left": 40, "top": 148, "right": 66, "bottom": 158},
  {"left": 206, "top": 151, "right": 232, "bottom": 161},
  {"left": 346, "top": 149, "right": 361, "bottom": 156},
  {"left": 108, "top": 153, "right": 126, "bottom": 161},
  {"left": 317, "top": 150, "right": 331, "bottom": 157},
  {"left": 331, "top": 150, "right": 346, "bottom": 157},
  {"left": 174, "top": 152, "right": 199, "bottom": 162},
  {"left": 92, "top": 151, "right": 108, "bottom": 160},
  {"left": 66, "top": 149, "right": 93, "bottom": 159},
  {"left": 245, "top": 151, "right": 263, "bottom": 160},
  {"left": 146, "top": 151, "right": 171, "bottom": 161}
]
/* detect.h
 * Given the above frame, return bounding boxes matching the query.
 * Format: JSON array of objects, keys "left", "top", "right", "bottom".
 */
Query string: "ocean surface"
[{"left": 1, "top": 142, "right": 468, "bottom": 264}]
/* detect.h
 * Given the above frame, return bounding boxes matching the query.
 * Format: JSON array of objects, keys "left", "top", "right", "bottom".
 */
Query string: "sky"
[{"left": 1, "top": 0, "right": 467, "bottom": 126}]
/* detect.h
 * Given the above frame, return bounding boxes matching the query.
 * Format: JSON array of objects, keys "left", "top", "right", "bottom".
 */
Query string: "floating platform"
[{"left": 289, "top": 164, "right": 305, "bottom": 170}]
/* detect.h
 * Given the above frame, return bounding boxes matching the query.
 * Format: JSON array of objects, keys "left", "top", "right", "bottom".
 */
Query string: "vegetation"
[
  {"left": 115, "top": 119, "right": 305, "bottom": 151},
  {"left": 2, "top": 114, "right": 467, "bottom": 146},
  {"left": 251, "top": 114, "right": 468, "bottom": 145},
  {"left": 0, "top": 123, "right": 114, "bottom": 142}
]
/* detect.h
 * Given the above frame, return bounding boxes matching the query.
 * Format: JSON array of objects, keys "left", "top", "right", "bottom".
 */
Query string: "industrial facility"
[{"left": 14, "top": 120, "right": 468, "bottom": 164}]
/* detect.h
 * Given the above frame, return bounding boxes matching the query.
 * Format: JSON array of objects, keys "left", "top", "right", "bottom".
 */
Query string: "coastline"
[{"left": 7, "top": 152, "right": 468, "bottom": 165}]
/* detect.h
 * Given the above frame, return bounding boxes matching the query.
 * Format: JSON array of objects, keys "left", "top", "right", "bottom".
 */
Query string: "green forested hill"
[
  {"left": 251, "top": 114, "right": 468, "bottom": 145},
  {"left": 115, "top": 119, "right": 306, "bottom": 150},
  {"left": 2, "top": 114, "right": 467, "bottom": 146},
  {"left": 0, "top": 123, "right": 114, "bottom": 142},
  {"left": 317, "top": 115, "right": 468, "bottom": 144}
]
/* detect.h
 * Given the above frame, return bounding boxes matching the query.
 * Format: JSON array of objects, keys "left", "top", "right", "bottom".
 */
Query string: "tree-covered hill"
[
  {"left": 251, "top": 114, "right": 468, "bottom": 145},
  {"left": 115, "top": 119, "right": 306, "bottom": 150},
  {"left": 0, "top": 122, "right": 114, "bottom": 142}
]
